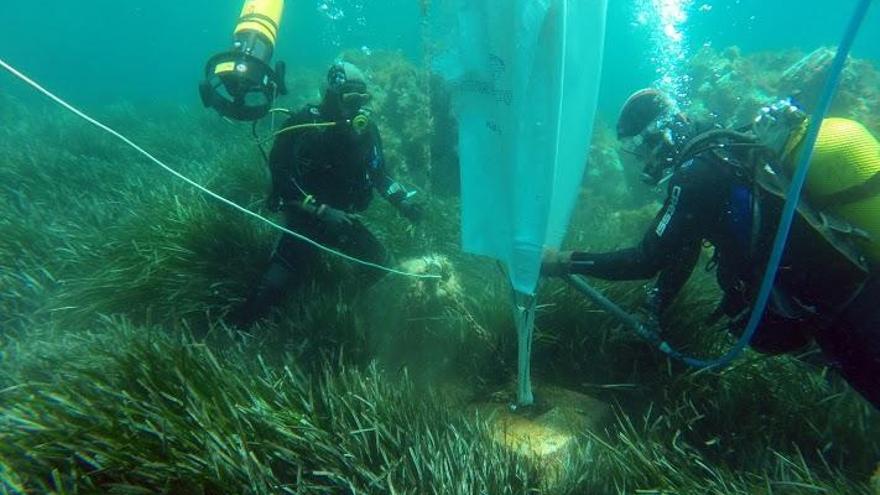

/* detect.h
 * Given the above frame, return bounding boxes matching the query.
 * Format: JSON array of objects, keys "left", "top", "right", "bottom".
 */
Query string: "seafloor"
[{"left": 1, "top": 46, "right": 879, "bottom": 494}]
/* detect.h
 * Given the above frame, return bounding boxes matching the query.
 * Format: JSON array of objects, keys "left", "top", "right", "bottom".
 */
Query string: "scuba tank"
[{"left": 783, "top": 118, "right": 880, "bottom": 264}]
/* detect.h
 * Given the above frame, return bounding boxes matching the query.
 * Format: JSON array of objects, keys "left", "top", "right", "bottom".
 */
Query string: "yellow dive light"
[{"left": 200, "top": 0, "right": 288, "bottom": 121}]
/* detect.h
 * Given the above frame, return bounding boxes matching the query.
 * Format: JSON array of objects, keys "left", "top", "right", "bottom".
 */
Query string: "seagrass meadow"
[{"left": 2, "top": 48, "right": 880, "bottom": 494}]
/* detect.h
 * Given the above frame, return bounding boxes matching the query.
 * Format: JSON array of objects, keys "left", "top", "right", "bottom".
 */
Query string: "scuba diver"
[
  {"left": 230, "top": 62, "right": 423, "bottom": 327},
  {"left": 542, "top": 88, "right": 880, "bottom": 409}
]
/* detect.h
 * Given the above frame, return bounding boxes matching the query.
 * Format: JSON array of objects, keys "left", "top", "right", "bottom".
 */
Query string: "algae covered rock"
[
  {"left": 688, "top": 45, "right": 784, "bottom": 126},
  {"left": 686, "top": 45, "right": 880, "bottom": 135},
  {"left": 777, "top": 46, "right": 879, "bottom": 128}
]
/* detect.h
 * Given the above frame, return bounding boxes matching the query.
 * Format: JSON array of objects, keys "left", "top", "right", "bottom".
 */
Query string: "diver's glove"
[
  {"left": 397, "top": 198, "right": 424, "bottom": 223},
  {"left": 316, "top": 204, "right": 354, "bottom": 231}
]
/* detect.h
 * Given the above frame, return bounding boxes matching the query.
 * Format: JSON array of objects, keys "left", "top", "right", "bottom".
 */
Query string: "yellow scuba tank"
[
  {"left": 784, "top": 118, "right": 880, "bottom": 263},
  {"left": 199, "top": 0, "right": 288, "bottom": 121}
]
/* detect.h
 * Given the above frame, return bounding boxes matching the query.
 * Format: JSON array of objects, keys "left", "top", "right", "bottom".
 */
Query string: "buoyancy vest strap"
[{"left": 675, "top": 129, "right": 764, "bottom": 169}]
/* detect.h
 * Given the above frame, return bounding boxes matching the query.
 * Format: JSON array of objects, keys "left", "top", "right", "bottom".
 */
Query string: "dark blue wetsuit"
[
  {"left": 570, "top": 154, "right": 880, "bottom": 408},
  {"left": 233, "top": 105, "right": 409, "bottom": 326}
]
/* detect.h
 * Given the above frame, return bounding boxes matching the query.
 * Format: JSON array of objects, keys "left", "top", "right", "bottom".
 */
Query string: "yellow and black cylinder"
[
  {"left": 233, "top": 0, "right": 284, "bottom": 63},
  {"left": 200, "top": 0, "right": 287, "bottom": 121}
]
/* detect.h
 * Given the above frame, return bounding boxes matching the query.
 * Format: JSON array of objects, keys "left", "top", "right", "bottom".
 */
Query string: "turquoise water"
[{"left": 3, "top": 1, "right": 878, "bottom": 119}]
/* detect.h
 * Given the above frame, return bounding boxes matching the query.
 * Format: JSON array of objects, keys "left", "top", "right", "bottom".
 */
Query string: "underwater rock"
[
  {"left": 476, "top": 384, "right": 609, "bottom": 488},
  {"left": 686, "top": 45, "right": 880, "bottom": 136},
  {"left": 776, "top": 46, "right": 879, "bottom": 128},
  {"left": 778, "top": 47, "right": 837, "bottom": 109},
  {"left": 688, "top": 45, "right": 778, "bottom": 126},
  {"left": 397, "top": 254, "right": 464, "bottom": 305}
]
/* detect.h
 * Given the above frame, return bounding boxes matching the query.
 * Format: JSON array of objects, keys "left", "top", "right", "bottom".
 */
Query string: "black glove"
[
  {"left": 316, "top": 204, "right": 354, "bottom": 231},
  {"left": 397, "top": 199, "right": 423, "bottom": 223}
]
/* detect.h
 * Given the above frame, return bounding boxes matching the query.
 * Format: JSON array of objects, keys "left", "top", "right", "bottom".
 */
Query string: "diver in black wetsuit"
[
  {"left": 543, "top": 89, "right": 880, "bottom": 409},
  {"left": 231, "top": 62, "right": 422, "bottom": 327}
]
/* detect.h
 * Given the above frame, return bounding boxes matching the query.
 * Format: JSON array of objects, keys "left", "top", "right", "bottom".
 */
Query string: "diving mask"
[
  {"left": 340, "top": 90, "right": 372, "bottom": 118},
  {"left": 621, "top": 117, "right": 679, "bottom": 185},
  {"left": 341, "top": 91, "right": 371, "bottom": 106}
]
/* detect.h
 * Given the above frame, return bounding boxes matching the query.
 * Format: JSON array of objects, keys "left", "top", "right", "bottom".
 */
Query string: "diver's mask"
[
  {"left": 325, "top": 62, "right": 372, "bottom": 119},
  {"left": 338, "top": 89, "right": 372, "bottom": 120},
  {"left": 621, "top": 117, "right": 682, "bottom": 185},
  {"left": 326, "top": 89, "right": 372, "bottom": 135}
]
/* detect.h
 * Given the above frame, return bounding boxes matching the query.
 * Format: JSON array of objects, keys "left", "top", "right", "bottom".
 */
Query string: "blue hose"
[{"left": 568, "top": 0, "right": 874, "bottom": 370}]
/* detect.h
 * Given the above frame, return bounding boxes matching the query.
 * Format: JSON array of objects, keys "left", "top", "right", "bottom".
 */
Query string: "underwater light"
[{"left": 199, "top": 0, "right": 289, "bottom": 121}]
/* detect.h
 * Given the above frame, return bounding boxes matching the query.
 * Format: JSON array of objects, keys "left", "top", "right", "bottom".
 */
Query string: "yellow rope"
[{"left": 261, "top": 122, "right": 337, "bottom": 144}]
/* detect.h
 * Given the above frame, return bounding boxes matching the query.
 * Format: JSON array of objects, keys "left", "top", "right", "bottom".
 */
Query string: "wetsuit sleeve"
[
  {"left": 368, "top": 129, "right": 409, "bottom": 205},
  {"left": 571, "top": 160, "right": 714, "bottom": 290},
  {"left": 652, "top": 239, "right": 701, "bottom": 312}
]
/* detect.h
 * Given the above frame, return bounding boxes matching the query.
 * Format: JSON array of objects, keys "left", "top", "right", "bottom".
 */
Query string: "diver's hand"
[
  {"left": 316, "top": 204, "right": 354, "bottom": 230},
  {"left": 397, "top": 199, "right": 423, "bottom": 223},
  {"left": 540, "top": 249, "right": 574, "bottom": 277}
]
